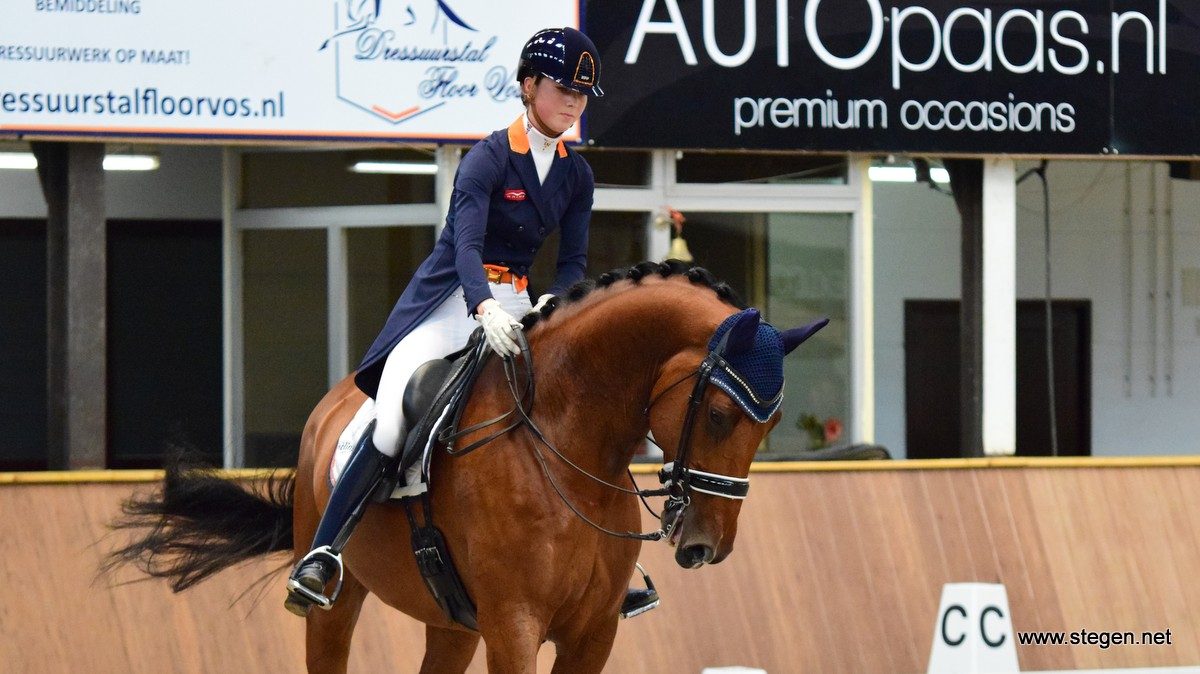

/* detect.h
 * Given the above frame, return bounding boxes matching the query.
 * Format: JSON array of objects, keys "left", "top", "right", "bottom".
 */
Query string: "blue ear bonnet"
[{"left": 707, "top": 310, "right": 786, "bottom": 423}]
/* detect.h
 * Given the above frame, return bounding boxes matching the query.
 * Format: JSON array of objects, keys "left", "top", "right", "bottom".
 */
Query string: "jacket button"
[
  {"left": 538, "top": 227, "right": 546, "bottom": 235},
  {"left": 518, "top": 225, "right": 524, "bottom": 231},
  {"left": 506, "top": 242, "right": 514, "bottom": 249},
  {"left": 529, "top": 247, "right": 536, "bottom": 253}
]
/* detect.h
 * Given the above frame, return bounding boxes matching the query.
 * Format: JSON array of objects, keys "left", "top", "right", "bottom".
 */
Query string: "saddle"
[
  {"left": 387, "top": 328, "right": 497, "bottom": 632},
  {"left": 379, "top": 329, "right": 490, "bottom": 498}
]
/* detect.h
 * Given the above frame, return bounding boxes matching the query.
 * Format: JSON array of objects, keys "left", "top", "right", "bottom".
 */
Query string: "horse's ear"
[
  {"left": 723, "top": 309, "right": 761, "bottom": 355},
  {"left": 781, "top": 318, "right": 829, "bottom": 355}
]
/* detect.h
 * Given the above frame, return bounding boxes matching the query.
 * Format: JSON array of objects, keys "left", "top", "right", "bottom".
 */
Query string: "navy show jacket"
[{"left": 354, "top": 116, "right": 594, "bottom": 398}]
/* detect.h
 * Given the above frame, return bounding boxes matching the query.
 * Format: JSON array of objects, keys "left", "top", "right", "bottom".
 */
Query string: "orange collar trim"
[
  {"left": 507, "top": 116, "right": 529, "bottom": 154},
  {"left": 508, "top": 115, "right": 569, "bottom": 158}
]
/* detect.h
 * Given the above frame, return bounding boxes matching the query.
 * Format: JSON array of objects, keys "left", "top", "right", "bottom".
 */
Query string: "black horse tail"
[{"left": 104, "top": 452, "right": 296, "bottom": 592}]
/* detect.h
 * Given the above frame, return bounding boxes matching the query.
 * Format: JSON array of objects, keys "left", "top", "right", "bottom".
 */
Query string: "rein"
[
  {"left": 435, "top": 336, "right": 530, "bottom": 457},
  {"left": 437, "top": 327, "right": 754, "bottom": 544},
  {"left": 505, "top": 332, "right": 667, "bottom": 541}
]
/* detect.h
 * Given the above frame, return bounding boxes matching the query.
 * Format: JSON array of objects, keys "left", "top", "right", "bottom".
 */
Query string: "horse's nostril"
[{"left": 677, "top": 544, "right": 712, "bottom": 569}]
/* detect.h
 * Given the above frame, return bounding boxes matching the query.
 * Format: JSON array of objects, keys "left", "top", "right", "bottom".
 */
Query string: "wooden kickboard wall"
[{"left": 2, "top": 466, "right": 1198, "bottom": 673}]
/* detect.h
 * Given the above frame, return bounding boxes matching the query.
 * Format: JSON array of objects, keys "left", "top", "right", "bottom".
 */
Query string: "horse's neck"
[{"left": 530, "top": 282, "right": 725, "bottom": 479}]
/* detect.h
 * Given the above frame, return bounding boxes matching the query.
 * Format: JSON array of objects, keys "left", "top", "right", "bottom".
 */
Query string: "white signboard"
[
  {"left": 927, "top": 583, "right": 1020, "bottom": 674},
  {"left": 0, "top": 0, "right": 580, "bottom": 142}
]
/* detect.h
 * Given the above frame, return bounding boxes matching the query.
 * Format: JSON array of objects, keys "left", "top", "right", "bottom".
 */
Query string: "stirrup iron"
[
  {"left": 620, "top": 563, "right": 661, "bottom": 619},
  {"left": 287, "top": 546, "right": 345, "bottom": 610}
]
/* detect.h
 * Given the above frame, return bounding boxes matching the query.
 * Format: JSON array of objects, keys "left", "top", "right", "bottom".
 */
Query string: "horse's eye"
[{"left": 708, "top": 407, "right": 727, "bottom": 427}]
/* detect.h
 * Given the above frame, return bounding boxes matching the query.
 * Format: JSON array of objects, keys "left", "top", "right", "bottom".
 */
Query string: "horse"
[{"left": 108, "top": 261, "right": 823, "bottom": 673}]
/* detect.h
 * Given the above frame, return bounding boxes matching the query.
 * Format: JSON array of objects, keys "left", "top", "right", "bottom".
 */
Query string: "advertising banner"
[
  {"left": 585, "top": 0, "right": 1199, "bottom": 156},
  {"left": 0, "top": 0, "right": 579, "bottom": 142}
]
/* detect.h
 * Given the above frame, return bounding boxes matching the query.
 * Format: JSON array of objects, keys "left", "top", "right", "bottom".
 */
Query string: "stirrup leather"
[{"left": 287, "top": 546, "right": 344, "bottom": 610}]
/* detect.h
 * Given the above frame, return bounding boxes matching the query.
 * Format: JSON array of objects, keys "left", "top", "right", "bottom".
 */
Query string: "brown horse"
[{"left": 109, "top": 262, "right": 822, "bottom": 673}]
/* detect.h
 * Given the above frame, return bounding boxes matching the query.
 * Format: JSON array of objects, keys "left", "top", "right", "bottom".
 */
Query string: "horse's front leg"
[
  {"left": 304, "top": 570, "right": 370, "bottom": 674},
  {"left": 420, "top": 624, "right": 480, "bottom": 674},
  {"left": 549, "top": 613, "right": 619, "bottom": 674},
  {"left": 479, "top": 609, "right": 546, "bottom": 674}
]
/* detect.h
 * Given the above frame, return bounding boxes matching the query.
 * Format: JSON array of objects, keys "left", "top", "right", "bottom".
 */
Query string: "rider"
[{"left": 285, "top": 26, "right": 659, "bottom": 619}]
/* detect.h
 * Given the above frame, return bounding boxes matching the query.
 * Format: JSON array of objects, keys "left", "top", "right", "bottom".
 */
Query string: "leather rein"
[{"left": 436, "top": 328, "right": 753, "bottom": 543}]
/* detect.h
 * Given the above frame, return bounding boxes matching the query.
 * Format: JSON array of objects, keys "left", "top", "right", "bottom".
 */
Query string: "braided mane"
[{"left": 519, "top": 259, "right": 744, "bottom": 332}]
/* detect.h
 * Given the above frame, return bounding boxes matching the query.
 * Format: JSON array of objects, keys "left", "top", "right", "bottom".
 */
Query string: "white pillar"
[
  {"left": 435, "top": 145, "right": 461, "bottom": 238},
  {"left": 327, "top": 226, "right": 349, "bottom": 387},
  {"left": 982, "top": 158, "right": 1016, "bottom": 456},
  {"left": 221, "top": 148, "right": 245, "bottom": 468},
  {"left": 851, "top": 157, "right": 875, "bottom": 444},
  {"left": 646, "top": 149, "right": 673, "bottom": 261}
]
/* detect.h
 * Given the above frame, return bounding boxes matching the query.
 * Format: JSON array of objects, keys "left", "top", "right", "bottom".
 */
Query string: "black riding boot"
[{"left": 285, "top": 422, "right": 397, "bottom": 617}]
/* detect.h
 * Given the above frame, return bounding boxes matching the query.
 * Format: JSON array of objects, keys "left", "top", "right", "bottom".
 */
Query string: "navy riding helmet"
[{"left": 516, "top": 27, "right": 604, "bottom": 97}]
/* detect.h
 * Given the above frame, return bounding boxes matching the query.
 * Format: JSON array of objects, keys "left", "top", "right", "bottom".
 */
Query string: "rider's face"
[{"left": 524, "top": 77, "right": 587, "bottom": 136}]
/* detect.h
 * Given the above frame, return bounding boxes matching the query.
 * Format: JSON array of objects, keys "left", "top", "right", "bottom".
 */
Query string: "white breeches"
[{"left": 372, "top": 283, "right": 531, "bottom": 457}]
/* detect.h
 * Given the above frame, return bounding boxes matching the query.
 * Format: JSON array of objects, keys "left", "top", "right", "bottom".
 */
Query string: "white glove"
[
  {"left": 527, "top": 293, "right": 556, "bottom": 316},
  {"left": 475, "top": 298, "right": 522, "bottom": 357}
]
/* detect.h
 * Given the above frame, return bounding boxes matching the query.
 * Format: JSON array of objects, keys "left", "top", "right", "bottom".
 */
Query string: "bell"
[{"left": 667, "top": 235, "right": 694, "bottom": 262}]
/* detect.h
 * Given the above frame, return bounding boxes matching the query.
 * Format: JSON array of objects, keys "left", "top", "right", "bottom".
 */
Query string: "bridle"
[
  {"left": 439, "top": 327, "right": 763, "bottom": 543},
  {"left": 646, "top": 328, "right": 767, "bottom": 541}
]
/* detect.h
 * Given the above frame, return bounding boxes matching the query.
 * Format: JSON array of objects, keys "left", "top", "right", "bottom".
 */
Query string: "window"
[
  {"left": 107, "top": 220, "right": 223, "bottom": 468},
  {"left": 766, "top": 213, "right": 852, "bottom": 455},
  {"left": 677, "top": 211, "right": 852, "bottom": 456},
  {"left": 241, "top": 148, "right": 436, "bottom": 208},
  {"left": 676, "top": 151, "right": 847, "bottom": 185},
  {"left": 229, "top": 148, "right": 864, "bottom": 465},
  {"left": 528, "top": 211, "right": 649, "bottom": 293},
  {"left": 0, "top": 220, "right": 46, "bottom": 469},
  {"left": 578, "top": 148, "right": 652, "bottom": 187},
  {"left": 346, "top": 226, "right": 437, "bottom": 364},
  {"left": 242, "top": 229, "right": 328, "bottom": 467}
]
